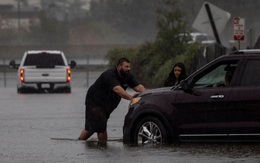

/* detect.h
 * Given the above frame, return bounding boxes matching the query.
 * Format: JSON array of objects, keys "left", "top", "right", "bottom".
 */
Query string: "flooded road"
[{"left": 1, "top": 71, "right": 260, "bottom": 163}]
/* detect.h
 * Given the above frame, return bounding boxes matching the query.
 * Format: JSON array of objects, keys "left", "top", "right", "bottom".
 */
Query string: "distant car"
[
  {"left": 123, "top": 49, "right": 260, "bottom": 145},
  {"left": 179, "top": 32, "right": 216, "bottom": 45},
  {"left": 9, "top": 50, "right": 76, "bottom": 93}
]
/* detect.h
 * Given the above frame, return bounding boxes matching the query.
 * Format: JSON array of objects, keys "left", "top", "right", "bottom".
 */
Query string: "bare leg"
[
  {"left": 97, "top": 131, "right": 107, "bottom": 141},
  {"left": 79, "top": 129, "right": 93, "bottom": 140}
]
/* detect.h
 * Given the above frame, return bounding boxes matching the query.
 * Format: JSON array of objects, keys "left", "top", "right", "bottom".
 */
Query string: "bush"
[{"left": 105, "top": 0, "right": 202, "bottom": 88}]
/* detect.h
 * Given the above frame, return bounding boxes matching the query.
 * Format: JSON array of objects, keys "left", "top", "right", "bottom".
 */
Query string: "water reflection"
[
  {"left": 85, "top": 140, "right": 108, "bottom": 149},
  {"left": 169, "top": 142, "right": 260, "bottom": 158},
  {"left": 83, "top": 141, "right": 260, "bottom": 163}
]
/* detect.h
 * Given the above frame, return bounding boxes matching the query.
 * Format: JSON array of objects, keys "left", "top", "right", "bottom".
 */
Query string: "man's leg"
[
  {"left": 79, "top": 129, "right": 93, "bottom": 140},
  {"left": 97, "top": 131, "right": 107, "bottom": 141},
  {"left": 79, "top": 105, "right": 94, "bottom": 140}
]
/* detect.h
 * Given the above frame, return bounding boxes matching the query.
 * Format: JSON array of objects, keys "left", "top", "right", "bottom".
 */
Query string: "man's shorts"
[{"left": 85, "top": 105, "right": 108, "bottom": 133}]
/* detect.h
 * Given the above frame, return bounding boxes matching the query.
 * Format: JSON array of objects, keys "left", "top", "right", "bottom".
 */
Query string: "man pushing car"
[{"left": 78, "top": 57, "right": 145, "bottom": 141}]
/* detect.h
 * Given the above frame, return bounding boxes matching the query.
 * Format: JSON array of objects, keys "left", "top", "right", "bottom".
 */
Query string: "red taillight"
[
  {"left": 67, "top": 68, "right": 71, "bottom": 82},
  {"left": 20, "top": 68, "right": 25, "bottom": 82},
  {"left": 20, "top": 69, "right": 24, "bottom": 74}
]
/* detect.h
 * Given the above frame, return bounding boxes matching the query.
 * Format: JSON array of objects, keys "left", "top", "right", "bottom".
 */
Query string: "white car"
[
  {"left": 179, "top": 32, "right": 216, "bottom": 45},
  {"left": 9, "top": 50, "right": 76, "bottom": 93}
]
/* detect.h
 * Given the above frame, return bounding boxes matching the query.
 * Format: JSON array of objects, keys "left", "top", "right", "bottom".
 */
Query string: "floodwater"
[{"left": 1, "top": 71, "right": 260, "bottom": 163}]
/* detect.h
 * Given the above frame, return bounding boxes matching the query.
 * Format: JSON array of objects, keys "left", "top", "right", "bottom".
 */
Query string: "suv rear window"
[{"left": 24, "top": 53, "right": 65, "bottom": 68}]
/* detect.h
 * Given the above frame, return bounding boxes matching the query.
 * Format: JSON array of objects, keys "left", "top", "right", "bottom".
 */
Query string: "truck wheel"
[
  {"left": 65, "top": 87, "right": 71, "bottom": 93},
  {"left": 19, "top": 87, "right": 26, "bottom": 94}
]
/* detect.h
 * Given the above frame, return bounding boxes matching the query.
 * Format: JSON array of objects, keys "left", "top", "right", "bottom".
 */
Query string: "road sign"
[
  {"left": 192, "top": 2, "right": 230, "bottom": 38},
  {"left": 233, "top": 17, "right": 245, "bottom": 41}
]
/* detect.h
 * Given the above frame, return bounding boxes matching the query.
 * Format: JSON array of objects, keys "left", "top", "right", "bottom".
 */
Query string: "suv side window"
[
  {"left": 193, "top": 61, "right": 238, "bottom": 88},
  {"left": 240, "top": 60, "right": 260, "bottom": 86}
]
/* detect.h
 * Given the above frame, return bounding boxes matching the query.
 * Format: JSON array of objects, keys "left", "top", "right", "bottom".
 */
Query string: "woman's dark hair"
[{"left": 164, "top": 62, "right": 187, "bottom": 87}]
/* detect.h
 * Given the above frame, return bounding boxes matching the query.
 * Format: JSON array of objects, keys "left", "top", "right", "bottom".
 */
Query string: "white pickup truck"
[{"left": 9, "top": 50, "right": 76, "bottom": 93}]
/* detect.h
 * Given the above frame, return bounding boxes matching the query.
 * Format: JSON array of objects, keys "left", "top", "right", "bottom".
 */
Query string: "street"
[{"left": 0, "top": 71, "right": 260, "bottom": 163}]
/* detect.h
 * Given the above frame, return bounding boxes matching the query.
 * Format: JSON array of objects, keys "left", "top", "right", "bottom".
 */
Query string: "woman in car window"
[{"left": 164, "top": 62, "right": 187, "bottom": 87}]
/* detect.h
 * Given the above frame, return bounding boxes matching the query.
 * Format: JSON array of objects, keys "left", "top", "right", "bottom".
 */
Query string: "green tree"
[
  {"left": 155, "top": 0, "right": 190, "bottom": 59},
  {"left": 106, "top": 0, "right": 200, "bottom": 88}
]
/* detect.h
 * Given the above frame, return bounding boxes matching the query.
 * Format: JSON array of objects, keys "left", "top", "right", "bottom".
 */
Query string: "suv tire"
[{"left": 133, "top": 116, "right": 168, "bottom": 145}]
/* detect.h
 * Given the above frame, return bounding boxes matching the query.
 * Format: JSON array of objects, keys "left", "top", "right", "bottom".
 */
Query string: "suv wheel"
[{"left": 134, "top": 117, "right": 168, "bottom": 145}]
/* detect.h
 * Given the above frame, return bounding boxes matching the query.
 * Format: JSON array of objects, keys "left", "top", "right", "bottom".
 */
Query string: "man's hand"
[{"left": 132, "top": 92, "right": 140, "bottom": 98}]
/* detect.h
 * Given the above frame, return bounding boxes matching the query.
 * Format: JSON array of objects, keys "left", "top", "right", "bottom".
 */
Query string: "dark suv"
[{"left": 123, "top": 49, "right": 260, "bottom": 145}]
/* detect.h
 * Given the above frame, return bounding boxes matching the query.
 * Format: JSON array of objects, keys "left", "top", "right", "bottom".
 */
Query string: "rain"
[{"left": 1, "top": 0, "right": 260, "bottom": 162}]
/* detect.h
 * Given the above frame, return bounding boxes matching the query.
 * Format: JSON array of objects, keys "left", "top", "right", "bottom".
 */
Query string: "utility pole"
[{"left": 17, "top": 0, "right": 21, "bottom": 31}]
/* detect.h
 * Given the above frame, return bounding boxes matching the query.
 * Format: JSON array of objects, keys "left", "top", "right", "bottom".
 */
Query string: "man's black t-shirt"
[{"left": 85, "top": 67, "right": 139, "bottom": 116}]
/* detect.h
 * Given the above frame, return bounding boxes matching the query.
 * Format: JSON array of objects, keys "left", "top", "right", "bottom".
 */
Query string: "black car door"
[
  {"left": 175, "top": 87, "right": 232, "bottom": 135},
  {"left": 227, "top": 59, "right": 260, "bottom": 138},
  {"left": 174, "top": 60, "right": 239, "bottom": 139}
]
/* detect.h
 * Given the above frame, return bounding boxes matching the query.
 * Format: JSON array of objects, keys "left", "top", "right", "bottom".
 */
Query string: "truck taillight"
[
  {"left": 67, "top": 68, "right": 71, "bottom": 82},
  {"left": 20, "top": 68, "right": 25, "bottom": 82}
]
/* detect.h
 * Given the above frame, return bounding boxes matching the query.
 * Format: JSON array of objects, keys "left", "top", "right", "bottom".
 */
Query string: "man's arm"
[
  {"left": 113, "top": 85, "right": 133, "bottom": 100},
  {"left": 133, "top": 84, "right": 145, "bottom": 93},
  {"left": 113, "top": 84, "right": 145, "bottom": 100}
]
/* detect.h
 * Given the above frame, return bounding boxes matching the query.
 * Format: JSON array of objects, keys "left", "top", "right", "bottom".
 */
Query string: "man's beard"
[{"left": 120, "top": 69, "right": 130, "bottom": 77}]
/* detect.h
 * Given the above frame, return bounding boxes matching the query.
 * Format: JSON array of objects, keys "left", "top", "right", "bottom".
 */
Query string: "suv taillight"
[
  {"left": 67, "top": 68, "right": 71, "bottom": 82},
  {"left": 20, "top": 68, "right": 25, "bottom": 82}
]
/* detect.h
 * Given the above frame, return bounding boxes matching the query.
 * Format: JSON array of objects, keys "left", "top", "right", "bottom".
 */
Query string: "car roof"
[
  {"left": 229, "top": 49, "right": 260, "bottom": 55},
  {"left": 26, "top": 50, "right": 63, "bottom": 54}
]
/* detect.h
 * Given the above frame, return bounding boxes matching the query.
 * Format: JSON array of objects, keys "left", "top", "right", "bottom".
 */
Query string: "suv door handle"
[{"left": 210, "top": 95, "right": 224, "bottom": 99}]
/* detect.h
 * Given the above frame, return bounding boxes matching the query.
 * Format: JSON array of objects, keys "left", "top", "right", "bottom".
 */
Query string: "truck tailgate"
[{"left": 23, "top": 67, "right": 68, "bottom": 83}]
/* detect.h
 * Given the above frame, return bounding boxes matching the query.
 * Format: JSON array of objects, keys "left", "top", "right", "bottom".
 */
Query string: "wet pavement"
[{"left": 1, "top": 71, "right": 260, "bottom": 163}]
